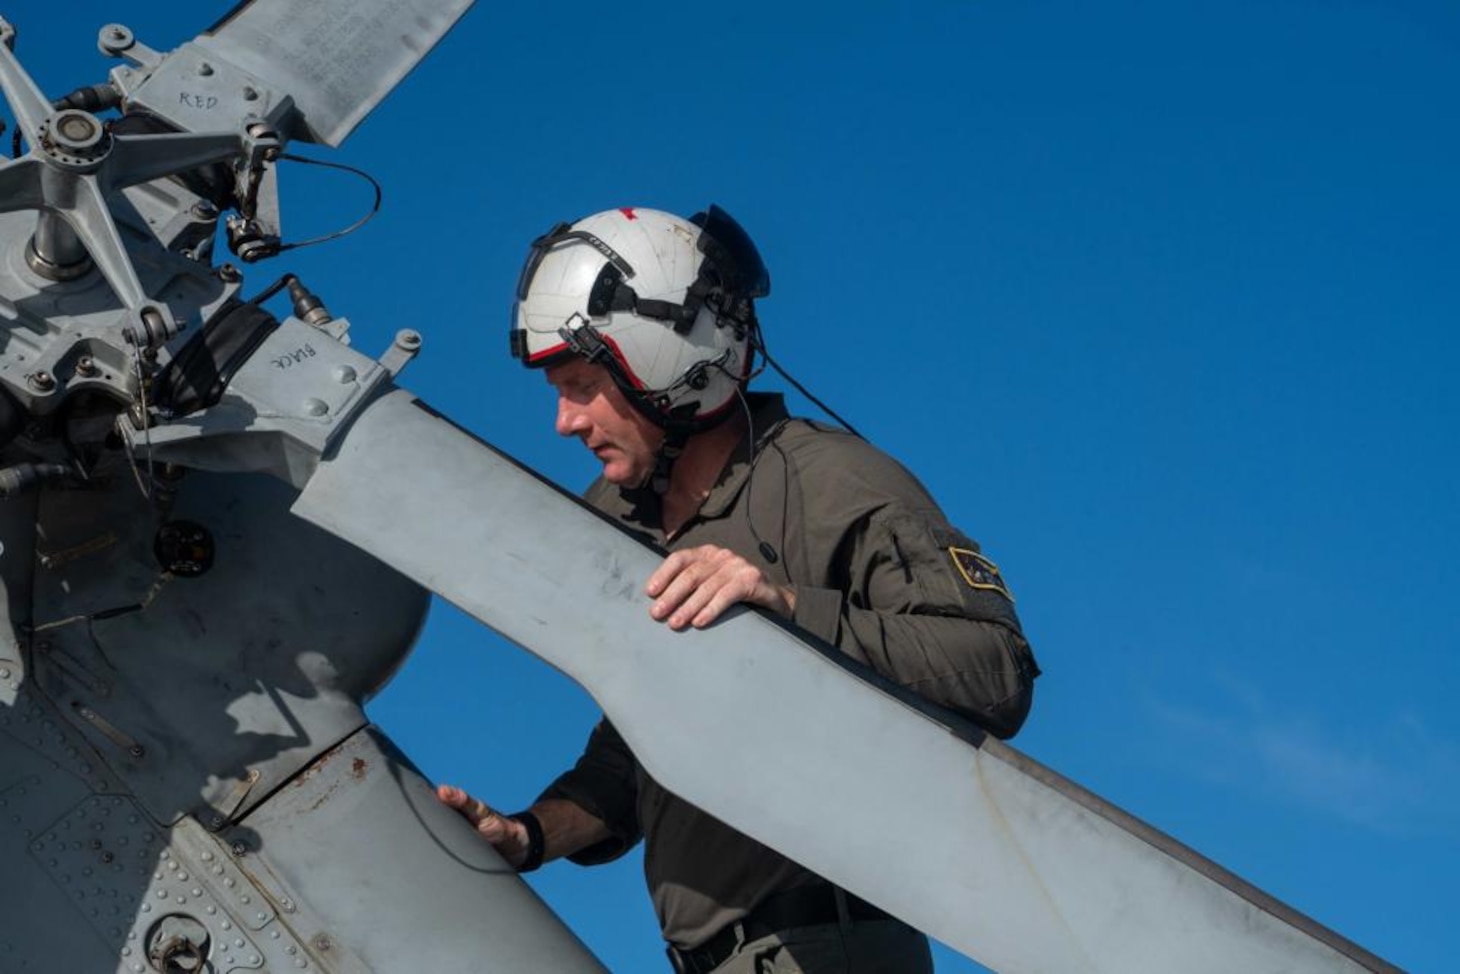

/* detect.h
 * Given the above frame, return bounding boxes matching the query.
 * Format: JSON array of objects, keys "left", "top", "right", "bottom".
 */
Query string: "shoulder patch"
[{"left": 948, "top": 547, "right": 1014, "bottom": 602}]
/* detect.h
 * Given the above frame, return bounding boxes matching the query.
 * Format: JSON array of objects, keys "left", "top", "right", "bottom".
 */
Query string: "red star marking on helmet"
[{"left": 619, "top": 207, "right": 638, "bottom": 220}]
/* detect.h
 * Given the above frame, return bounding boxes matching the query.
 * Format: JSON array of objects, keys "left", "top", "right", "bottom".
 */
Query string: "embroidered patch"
[{"left": 949, "top": 547, "right": 1014, "bottom": 602}]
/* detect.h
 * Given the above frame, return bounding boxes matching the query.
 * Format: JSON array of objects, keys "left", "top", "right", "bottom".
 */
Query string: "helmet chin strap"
[
  {"left": 644, "top": 400, "right": 703, "bottom": 495},
  {"left": 648, "top": 424, "right": 691, "bottom": 496},
  {"left": 591, "top": 358, "right": 730, "bottom": 498}
]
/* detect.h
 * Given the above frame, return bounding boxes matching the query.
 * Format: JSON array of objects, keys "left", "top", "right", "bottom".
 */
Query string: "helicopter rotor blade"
[
  {"left": 288, "top": 389, "right": 1397, "bottom": 974},
  {"left": 194, "top": 0, "right": 476, "bottom": 147}
]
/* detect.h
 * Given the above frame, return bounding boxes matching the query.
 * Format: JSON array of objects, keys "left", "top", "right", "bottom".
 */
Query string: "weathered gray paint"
[
  {"left": 239, "top": 726, "right": 608, "bottom": 973},
  {"left": 0, "top": 464, "right": 609, "bottom": 973}
]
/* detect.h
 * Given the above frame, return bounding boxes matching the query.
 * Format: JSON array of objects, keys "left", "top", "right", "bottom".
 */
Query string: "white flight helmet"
[{"left": 511, "top": 205, "right": 770, "bottom": 431}]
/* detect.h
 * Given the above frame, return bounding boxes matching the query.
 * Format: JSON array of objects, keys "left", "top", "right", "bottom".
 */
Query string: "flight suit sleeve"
[
  {"left": 536, "top": 717, "right": 643, "bottom": 864},
  {"left": 784, "top": 441, "right": 1039, "bottom": 738},
  {"left": 793, "top": 509, "right": 1038, "bottom": 738}
]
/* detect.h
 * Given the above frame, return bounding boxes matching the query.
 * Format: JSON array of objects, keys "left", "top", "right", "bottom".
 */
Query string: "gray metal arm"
[
  {"left": 108, "top": 132, "right": 247, "bottom": 190},
  {"left": 63, "top": 173, "right": 148, "bottom": 309},
  {"left": 0, "top": 157, "right": 44, "bottom": 211},
  {"left": 0, "top": 19, "right": 53, "bottom": 141}
]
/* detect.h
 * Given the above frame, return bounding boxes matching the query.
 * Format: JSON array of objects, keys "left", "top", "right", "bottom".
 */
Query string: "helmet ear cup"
[{"left": 511, "top": 206, "right": 765, "bottom": 429}]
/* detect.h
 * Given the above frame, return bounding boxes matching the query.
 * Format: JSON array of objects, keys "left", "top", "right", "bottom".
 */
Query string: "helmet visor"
[{"left": 691, "top": 204, "right": 770, "bottom": 299}]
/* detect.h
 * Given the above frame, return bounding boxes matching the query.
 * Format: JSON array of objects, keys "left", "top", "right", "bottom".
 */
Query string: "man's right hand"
[
  {"left": 436, "top": 784, "right": 533, "bottom": 868},
  {"left": 646, "top": 544, "right": 796, "bottom": 630}
]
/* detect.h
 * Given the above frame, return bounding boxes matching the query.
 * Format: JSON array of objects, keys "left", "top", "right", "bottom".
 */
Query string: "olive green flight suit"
[{"left": 542, "top": 393, "right": 1038, "bottom": 969}]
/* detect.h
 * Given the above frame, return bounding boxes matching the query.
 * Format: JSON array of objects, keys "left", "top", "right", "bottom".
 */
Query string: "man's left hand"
[{"left": 646, "top": 544, "right": 796, "bottom": 630}]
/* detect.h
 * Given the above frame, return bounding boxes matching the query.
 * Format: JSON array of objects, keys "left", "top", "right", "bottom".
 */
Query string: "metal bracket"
[
  {"left": 129, "top": 317, "right": 391, "bottom": 487},
  {"left": 72, "top": 700, "right": 146, "bottom": 758},
  {"left": 121, "top": 35, "right": 295, "bottom": 152},
  {"left": 98, "top": 23, "right": 163, "bottom": 69},
  {"left": 378, "top": 329, "right": 422, "bottom": 378}
]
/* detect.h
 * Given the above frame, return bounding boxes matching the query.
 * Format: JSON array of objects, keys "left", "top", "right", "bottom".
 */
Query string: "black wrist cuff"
[{"left": 508, "top": 810, "right": 546, "bottom": 873}]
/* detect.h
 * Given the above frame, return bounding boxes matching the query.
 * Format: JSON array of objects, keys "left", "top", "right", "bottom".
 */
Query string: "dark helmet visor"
[{"left": 690, "top": 204, "right": 770, "bottom": 299}]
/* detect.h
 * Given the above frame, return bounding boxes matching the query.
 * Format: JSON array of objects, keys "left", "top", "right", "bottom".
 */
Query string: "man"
[{"left": 439, "top": 205, "right": 1039, "bottom": 973}]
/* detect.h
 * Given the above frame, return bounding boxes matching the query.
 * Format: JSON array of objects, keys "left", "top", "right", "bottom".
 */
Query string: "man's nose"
[{"left": 555, "top": 396, "right": 587, "bottom": 437}]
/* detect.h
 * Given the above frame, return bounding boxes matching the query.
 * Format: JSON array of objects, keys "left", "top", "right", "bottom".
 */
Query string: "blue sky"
[{"left": 21, "top": 1, "right": 1458, "bottom": 970}]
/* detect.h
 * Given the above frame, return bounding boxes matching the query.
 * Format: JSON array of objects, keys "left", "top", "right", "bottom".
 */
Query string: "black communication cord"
[
  {"left": 246, "top": 272, "right": 301, "bottom": 306},
  {"left": 749, "top": 326, "right": 863, "bottom": 439},
  {"left": 732, "top": 384, "right": 782, "bottom": 565},
  {"left": 713, "top": 311, "right": 869, "bottom": 565},
  {"left": 270, "top": 153, "right": 383, "bottom": 253}
]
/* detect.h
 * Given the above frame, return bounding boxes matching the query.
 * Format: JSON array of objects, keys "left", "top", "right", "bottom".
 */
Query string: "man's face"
[{"left": 546, "top": 359, "right": 664, "bottom": 486}]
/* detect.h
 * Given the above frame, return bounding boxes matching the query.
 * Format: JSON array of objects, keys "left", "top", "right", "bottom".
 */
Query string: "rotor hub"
[{"left": 40, "top": 109, "right": 112, "bottom": 169}]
